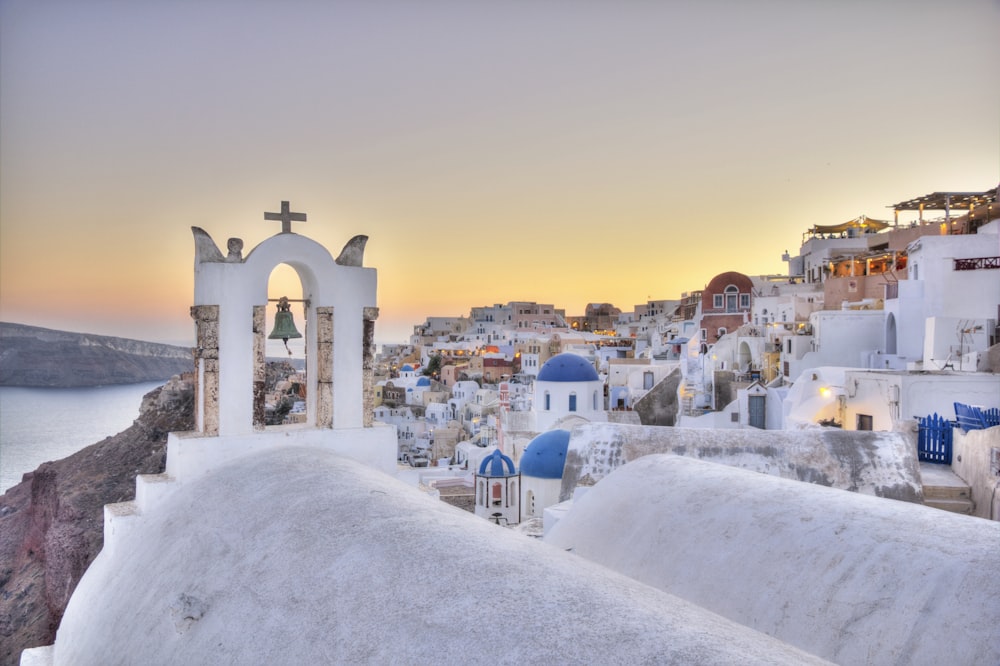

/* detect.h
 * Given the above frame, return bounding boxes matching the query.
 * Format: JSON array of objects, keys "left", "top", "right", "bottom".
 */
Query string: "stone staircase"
[{"left": 919, "top": 463, "right": 974, "bottom": 515}]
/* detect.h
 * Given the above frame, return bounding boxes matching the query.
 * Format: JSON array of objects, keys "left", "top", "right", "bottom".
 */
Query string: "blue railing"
[{"left": 954, "top": 402, "right": 1000, "bottom": 432}]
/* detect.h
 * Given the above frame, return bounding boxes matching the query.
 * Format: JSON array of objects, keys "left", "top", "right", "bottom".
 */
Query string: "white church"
[{"left": 22, "top": 203, "right": 1000, "bottom": 665}]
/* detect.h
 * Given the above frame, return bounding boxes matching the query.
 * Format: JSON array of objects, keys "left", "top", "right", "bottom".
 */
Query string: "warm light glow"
[
  {"left": 819, "top": 387, "right": 831, "bottom": 398},
  {"left": 1, "top": 3, "right": 996, "bottom": 347}
]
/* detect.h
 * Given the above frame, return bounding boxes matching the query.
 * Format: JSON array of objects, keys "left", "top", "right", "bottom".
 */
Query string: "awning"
[{"left": 809, "top": 215, "right": 891, "bottom": 235}]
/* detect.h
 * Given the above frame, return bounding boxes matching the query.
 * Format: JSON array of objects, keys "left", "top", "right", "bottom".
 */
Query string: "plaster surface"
[
  {"left": 547, "top": 455, "right": 1000, "bottom": 666},
  {"left": 49, "top": 448, "right": 829, "bottom": 665},
  {"left": 561, "top": 422, "right": 922, "bottom": 502}
]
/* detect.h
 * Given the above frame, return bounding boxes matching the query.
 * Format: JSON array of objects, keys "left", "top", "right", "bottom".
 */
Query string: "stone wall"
[
  {"left": 632, "top": 367, "right": 681, "bottom": 426},
  {"left": 561, "top": 422, "right": 922, "bottom": 502},
  {"left": 952, "top": 426, "right": 1000, "bottom": 520}
]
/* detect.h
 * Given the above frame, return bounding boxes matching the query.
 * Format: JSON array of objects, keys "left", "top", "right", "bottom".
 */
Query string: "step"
[
  {"left": 135, "top": 472, "right": 177, "bottom": 512},
  {"left": 923, "top": 484, "right": 972, "bottom": 501},
  {"left": 103, "top": 500, "right": 140, "bottom": 557},
  {"left": 924, "top": 498, "right": 974, "bottom": 515}
]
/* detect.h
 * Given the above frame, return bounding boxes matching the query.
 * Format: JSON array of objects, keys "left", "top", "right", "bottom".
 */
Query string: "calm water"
[{"left": 0, "top": 381, "right": 163, "bottom": 494}]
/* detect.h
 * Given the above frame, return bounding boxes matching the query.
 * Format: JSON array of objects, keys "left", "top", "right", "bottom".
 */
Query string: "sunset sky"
[{"left": 1, "top": 1, "right": 998, "bottom": 346}]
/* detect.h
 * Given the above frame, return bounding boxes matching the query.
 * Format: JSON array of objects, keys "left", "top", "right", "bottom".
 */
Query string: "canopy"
[{"left": 809, "top": 215, "right": 890, "bottom": 235}]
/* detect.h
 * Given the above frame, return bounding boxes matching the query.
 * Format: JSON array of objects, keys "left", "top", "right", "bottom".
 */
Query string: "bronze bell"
[{"left": 268, "top": 297, "right": 302, "bottom": 353}]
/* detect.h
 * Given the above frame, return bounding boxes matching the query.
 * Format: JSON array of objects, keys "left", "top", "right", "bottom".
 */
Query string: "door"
[{"left": 748, "top": 395, "right": 766, "bottom": 429}]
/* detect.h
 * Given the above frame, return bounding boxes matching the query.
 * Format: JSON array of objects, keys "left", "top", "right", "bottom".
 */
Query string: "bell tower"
[{"left": 175, "top": 201, "right": 396, "bottom": 478}]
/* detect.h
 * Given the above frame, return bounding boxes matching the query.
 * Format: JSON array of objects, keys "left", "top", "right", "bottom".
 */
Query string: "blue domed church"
[
  {"left": 474, "top": 449, "right": 520, "bottom": 525},
  {"left": 519, "top": 429, "right": 571, "bottom": 519},
  {"left": 532, "top": 353, "right": 606, "bottom": 431}
]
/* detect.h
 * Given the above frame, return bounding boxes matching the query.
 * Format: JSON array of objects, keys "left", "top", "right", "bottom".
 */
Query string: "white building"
[{"left": 887, "top": 219, "right": 1000, "bottom": 367}]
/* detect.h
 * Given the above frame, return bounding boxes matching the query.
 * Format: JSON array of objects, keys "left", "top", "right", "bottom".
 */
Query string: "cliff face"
[
  {"left": 0, "top": 375, "right": 194, "bottom": 665},
  {"left": 0, "top": 322, "right": 193, "bottom": 387}
]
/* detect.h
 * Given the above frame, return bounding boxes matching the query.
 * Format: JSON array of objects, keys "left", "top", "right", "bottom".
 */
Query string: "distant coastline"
[{"left": 0, "top": 322, "right": 193, "bottom": 388}]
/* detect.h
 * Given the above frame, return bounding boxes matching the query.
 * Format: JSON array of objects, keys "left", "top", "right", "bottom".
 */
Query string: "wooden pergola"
[{"left": 888, "top": 187, "right": 998, "bottom": 226}]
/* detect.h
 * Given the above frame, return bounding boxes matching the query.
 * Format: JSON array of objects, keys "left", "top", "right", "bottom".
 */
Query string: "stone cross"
[{"left": 264, "top": 201, "right": 307, "bottom": 234}]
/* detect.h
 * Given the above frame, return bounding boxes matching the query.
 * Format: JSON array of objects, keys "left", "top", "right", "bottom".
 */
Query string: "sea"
[{"left": 0, "top": 381, "right": 163, "bottom": 494}]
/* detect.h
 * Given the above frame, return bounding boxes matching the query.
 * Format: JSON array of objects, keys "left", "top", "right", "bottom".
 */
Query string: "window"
[
  {"left": 643, "top": 371, "right": 654, "bottom": 390},
  {"left": 739, "top": 294, "right": 750, "bottom": 309},
  {"left": 713, "top": 294, "right": 724, "bottom": 309},
  {"left": 593, "top": 391, "right": 599, "bottom": 409},
  {"left": 569, "top": 392, "right": 577, "bottom": 412},
  {"left": 544, "top": 392, "right": 550, "bottom": 410},
  {"left": 857, "top": 414, "right": 873, "bottom": 431},
  {"left": 725, "top": 285, "right": 738, "bottom": 312}
]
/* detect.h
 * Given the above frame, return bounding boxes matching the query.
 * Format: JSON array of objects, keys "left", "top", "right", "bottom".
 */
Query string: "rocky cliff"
[
  {"left": 0, "top": 375, "right": 194, "bottom": 665},
  {"left": 0, "top": 322, "right": 193, "bottom": 387}
]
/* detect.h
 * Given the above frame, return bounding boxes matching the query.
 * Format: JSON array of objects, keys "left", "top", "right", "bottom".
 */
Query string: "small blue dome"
[
  {"left": 401, "top": 364, "right": 415, "bottom": 372},
  {"left": 416, "top": 376, "right": 431, "bottom": 386},
  {"left": 478, "top": 449, "right": 516, "bottom": 477},
  {"left": 520, "top": 430, "right": 570, "bottom": 479},
  {"left": 537, "top": 353, "right": 599, "bottom": 382}
]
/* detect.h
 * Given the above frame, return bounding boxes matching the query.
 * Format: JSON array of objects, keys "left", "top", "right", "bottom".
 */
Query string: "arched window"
[
  {"left": 725, "top": 285, "right": 739, "bottom": 312},
  {"left": 544, "top": 391, "right": 551, "bottom": 410},
  {"left": 569, "top": 392, "right": 577, "bottom": 412}
]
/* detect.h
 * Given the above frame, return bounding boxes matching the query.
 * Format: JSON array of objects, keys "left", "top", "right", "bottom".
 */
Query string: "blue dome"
[
  {"left": 416, "top": 376, "right": 431, "bottom": 386},
  {"left": 520, "top": 430, "right": 570, "bottom": 479},
  {"left": 537, "top": 353, "right": 599, "bottom": 382},
  {"left": 478, "top": 449, "right": 516, "bottom": 477},
  {"left": 401, "top": 364, "right": 415, "bottom": 372}
]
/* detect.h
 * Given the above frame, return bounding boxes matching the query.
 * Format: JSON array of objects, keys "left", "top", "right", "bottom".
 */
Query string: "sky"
[{"left": 1, "top": 1, "right": 998, "bottom": 347}]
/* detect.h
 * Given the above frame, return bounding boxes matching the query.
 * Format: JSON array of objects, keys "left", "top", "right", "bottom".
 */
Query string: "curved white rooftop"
[
  {"left": 51, "top": 448, "right": 827, "bottom": 665},
  {"left": 546, "top": 455, "right": 1000, "bottom": 665}
]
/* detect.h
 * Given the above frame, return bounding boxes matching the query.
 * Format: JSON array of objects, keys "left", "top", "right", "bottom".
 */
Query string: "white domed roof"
[
  {"left": 53, "top": 448, "right": 824, "bottom": 664},
  {"left": 546, "top": 455, "right": 1000, "bottom": 665}
]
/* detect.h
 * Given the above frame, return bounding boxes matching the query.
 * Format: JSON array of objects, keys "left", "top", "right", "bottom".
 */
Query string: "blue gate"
[{"left": 917, "top": 413, "right": 953, "bottom": 464}]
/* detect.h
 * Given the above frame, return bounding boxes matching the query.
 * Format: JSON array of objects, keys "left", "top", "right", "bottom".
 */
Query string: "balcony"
[{"left": 954, "top": 256, "right": 1000, "bottom": 271}]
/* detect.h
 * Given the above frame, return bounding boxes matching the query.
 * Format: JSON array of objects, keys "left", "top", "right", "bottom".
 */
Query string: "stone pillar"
[
  {"left": 190, "top": 305, "right": 220, "bottom": 435},
  {"left": 316, "top": 307, "right": 334, "bottom": 428},
  {"left": 252, "top": 305, "right": 266, "bottom": 431},
  {"left": 363, "top": 307, "right": 379, "bottom": 427}
]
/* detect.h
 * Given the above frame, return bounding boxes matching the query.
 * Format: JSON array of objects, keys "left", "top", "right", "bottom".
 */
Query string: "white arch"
[
  {"left": 193, "top": 230, "right": 377, "bottom": 434},
  {"left": 884, "top": 312, "right": 897, "bottom": 356}
]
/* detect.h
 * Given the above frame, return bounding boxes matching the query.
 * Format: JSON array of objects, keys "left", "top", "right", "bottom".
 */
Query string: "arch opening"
[
  {"left": 885, "top": 312, "right": 897, "bottom": 356},
  {"left": 263, "top": 263, "right": 309, "bottom": 427}
]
